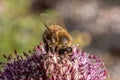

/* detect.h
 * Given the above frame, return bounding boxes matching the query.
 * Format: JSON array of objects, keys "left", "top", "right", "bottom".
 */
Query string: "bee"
[{"left": 40, "top": 13, "right": 73, "bottom": 56}]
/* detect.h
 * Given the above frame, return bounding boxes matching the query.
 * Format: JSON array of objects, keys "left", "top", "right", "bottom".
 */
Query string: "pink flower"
[{"left": 0, "top": 43, "right": 107, "bottom": 80}]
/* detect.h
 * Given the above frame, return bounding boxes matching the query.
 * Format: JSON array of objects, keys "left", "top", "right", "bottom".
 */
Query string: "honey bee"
[{"left": 40, "top": 13, "right": 73, "bottom": 56}]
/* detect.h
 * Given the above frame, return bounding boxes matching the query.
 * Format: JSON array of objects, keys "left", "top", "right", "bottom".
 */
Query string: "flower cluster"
[{"left": 0, "top": 44, "right": 107, "bottom": 80}]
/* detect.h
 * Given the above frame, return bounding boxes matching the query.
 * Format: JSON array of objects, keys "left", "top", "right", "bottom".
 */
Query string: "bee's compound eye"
[
  {"left": 46, "top": 35, "right": 50, "bottom": 40},
  {"left": 58, "top": 49, "right": 65, "bottom": 55},
  {"left": 66, "top": 47, "right": 72, "bottom": 53}
]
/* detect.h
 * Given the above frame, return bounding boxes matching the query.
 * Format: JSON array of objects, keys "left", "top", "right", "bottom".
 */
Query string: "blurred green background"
[{"left": 0, "top": 0, "right": 45, "bottom": 62}]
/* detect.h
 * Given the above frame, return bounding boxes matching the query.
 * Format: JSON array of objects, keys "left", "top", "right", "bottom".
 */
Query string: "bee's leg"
[
  {"left": 55, "top": 47, "right": 58, "bottom": 52},
  {"left": 45, "top": 43, "right": 49, "bottom": 53},
  {"left": 43, "top": 37, "right": 49, "bottom": 53},
  {"left": 50, "top": 47, "right": 53, "bottom": 53},
  {"left": 43, "top": 37, "right": 47, "bottom": 43},
  {"left": 50, "top": 46, "right": 56, "bottom": 53}
]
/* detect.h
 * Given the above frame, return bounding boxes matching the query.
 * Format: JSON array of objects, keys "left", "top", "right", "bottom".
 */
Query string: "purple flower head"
[{"left": 0, "top": 43, "right": 107, "bottom": 80}]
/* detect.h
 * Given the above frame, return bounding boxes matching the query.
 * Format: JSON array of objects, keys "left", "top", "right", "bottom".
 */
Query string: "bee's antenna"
[{"left": 43, "top": 23, "right": 53, "bottom": 35}]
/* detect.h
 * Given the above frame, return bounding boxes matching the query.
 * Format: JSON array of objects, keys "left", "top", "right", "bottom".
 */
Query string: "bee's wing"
[{"left": 40, "top": 13, "right": 66, "bottom": 29}]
